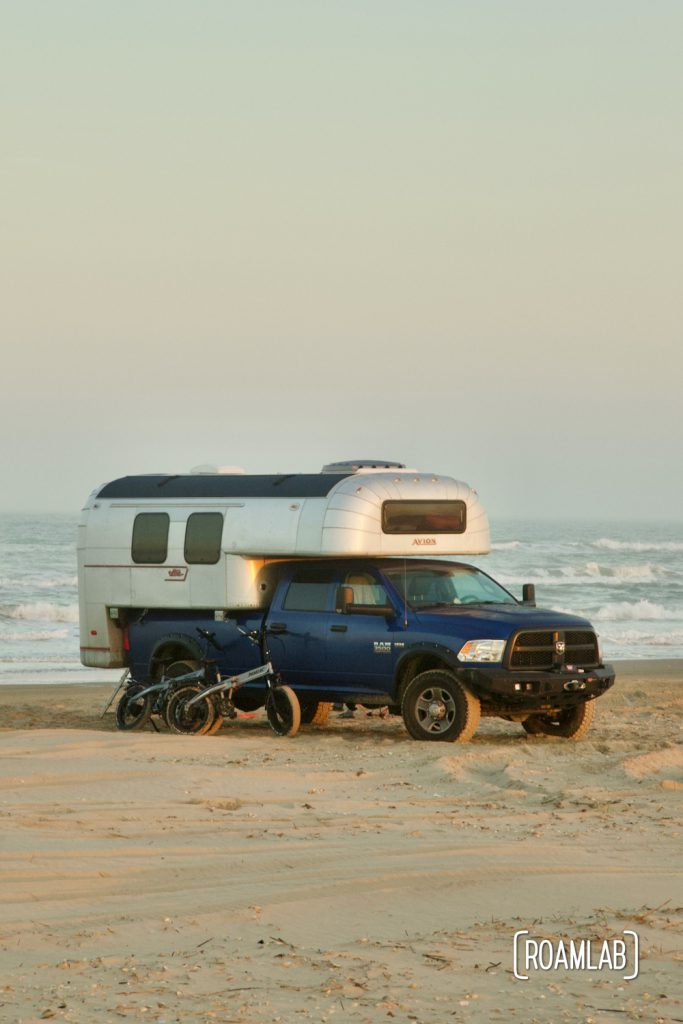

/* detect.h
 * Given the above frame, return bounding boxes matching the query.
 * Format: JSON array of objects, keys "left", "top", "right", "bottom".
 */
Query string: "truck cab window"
[
  {"left": 344, "top": 571, "right": 390, "bottom": 607},
  {"left": 283, "top": 566, "right": 336, "bottom": 611},
  {"left": 185, "top": 512, "right": 224, "bottom": 564},
  {"left": 132, "top": 513, "right": 169, "bottom": 564},
  {"left": 385, "top": 565, "right": 515, "bottom": 607}
]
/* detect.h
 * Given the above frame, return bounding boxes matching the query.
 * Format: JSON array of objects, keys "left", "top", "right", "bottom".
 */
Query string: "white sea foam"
[
  {"left": 496, "top": 562, "right": 662, "bottom": 587},
  {"left": 593, "top": 600, "right": 677, "bottom": 623},
  {"left": 5, "top": 602, "right": 79, "bottom": 624},
  {"left": 601, "top": 628, "right": 683, "bottom": 649},
  {"left": 491, "top": 541, "right": 522, "bottom": 551},
  {"left": 592, "top": 538, "right": 683, "bottom": 553}
]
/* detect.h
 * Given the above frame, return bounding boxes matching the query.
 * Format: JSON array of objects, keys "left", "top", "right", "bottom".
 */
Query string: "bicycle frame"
[
  {"left": 184, "top": 660, "right": 273, "bottom": 708},
  {"left": 132, "top": 666, "right": 209, "bottom": 704}
]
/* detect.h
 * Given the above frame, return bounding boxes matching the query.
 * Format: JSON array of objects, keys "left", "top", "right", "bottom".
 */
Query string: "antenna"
[{"left": 403, "top": 558, "right": 408, "bottom": 629}]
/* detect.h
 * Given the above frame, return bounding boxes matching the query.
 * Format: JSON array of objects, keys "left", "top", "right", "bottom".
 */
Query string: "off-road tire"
[
  {"left": 522, "top": 699, "right": 595, "bottom": 740},
  {"left": 265, "top": 686, "right": 301, "bottom": 737},
  {"left": 115, "top": 684, "right": 152, "bottom": 731},
  {"left": 299, "top": 701, "right": 332, "bottom": 726},
  {"left": 165, "top": 684, "right": 216, "bottom": 735},
  {"left": 401, "top": 670, "right": 480, "bottom": 743}
]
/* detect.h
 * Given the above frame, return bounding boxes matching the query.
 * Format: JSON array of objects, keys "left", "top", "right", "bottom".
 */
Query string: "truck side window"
[
  {"left": 344, "top": 571, "right": 390, "bottom": 607},
  {"left": 132, "top": 513, "right": 169, "bottom": 564},
  {"left": 185, "top": 512, "right": 224, "bottom": 564},
  {"left": 283, "top": 566, "right": 336, "bottom": 611}
]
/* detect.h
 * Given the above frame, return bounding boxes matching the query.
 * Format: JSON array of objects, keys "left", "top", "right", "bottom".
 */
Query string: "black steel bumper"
[{"left": 458, "top": 664, "right": 615, "bottom": 709}]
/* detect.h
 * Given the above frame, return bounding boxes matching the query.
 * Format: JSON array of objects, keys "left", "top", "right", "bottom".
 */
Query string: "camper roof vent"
[
  {"left": 321, "top": 459, "right": 414, "bottom": 475},
  {"left": 190, "top": 464, "right": 247, "bottom": 475}
]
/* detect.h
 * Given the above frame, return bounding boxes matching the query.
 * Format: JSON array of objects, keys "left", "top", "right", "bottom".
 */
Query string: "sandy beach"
[{"left": 1, "top": 661, "right": 681, "bottom": 1023}]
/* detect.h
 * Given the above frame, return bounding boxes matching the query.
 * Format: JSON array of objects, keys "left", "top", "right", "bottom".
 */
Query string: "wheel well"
[
  {"left": 150, "top": 641, "right": 201, "bottom": 679},
  {"left": 396, "top": 654, "right": 456, "bottom": 703}
]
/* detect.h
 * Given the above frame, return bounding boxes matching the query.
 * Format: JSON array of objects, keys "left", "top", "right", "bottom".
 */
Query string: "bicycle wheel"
[
  {"left": 115, "top": 684, "right": 152, "bottom": 731},
  {"left": 265, "top": 685, "right": 301, "bottom": 737},
  {"left": 165, "top": 684, "right": 216, "bottom": 735},
  {"left": 205, "top": 713, "right": 226, "bottom": 735}
]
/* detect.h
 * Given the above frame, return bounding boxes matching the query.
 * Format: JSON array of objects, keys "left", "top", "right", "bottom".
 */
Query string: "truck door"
[
  {"left": 328, "top": 569, "right": 399, "bottom": 697},
  {"left": 265, "top": 563, "right": 336, "bottom": 692}
]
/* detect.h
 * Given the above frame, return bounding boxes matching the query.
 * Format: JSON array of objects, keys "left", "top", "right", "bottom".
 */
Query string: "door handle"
[
  {"left": 268, "top": 622, "right": 288, "bottom": 634},
  {"left": 330, "top": 624, "right": 348, "bottom": 632}
]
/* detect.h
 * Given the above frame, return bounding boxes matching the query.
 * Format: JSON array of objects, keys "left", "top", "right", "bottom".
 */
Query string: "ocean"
[{"left": 1, "top": 513, "right": 682, "bottom": 684}]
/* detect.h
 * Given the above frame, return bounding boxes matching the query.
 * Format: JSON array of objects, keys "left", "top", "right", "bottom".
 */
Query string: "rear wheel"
[
  {"left": 522, "top": 700, "right": 595, "bottom": 740},
  {"left": 265, "top": 686, "right": 301, "bottom": 737},
  {"left": 165, "top": 684, "right": 216, "bottom": 735},
  {"left": 299, "top": 701, "right": 332, "bottom": 726},
  {"left": 401, "top": 670, "right": 480, "bottom": 742},
  {"left": 115, "top": 684, "right": 152, "bottom": 731}
]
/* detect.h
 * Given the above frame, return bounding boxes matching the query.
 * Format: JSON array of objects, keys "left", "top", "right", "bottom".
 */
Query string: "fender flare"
[
  {"left": 394, "top": 642, "right": 463, "bottom": 700},
  {"left": 149, "top": 632, "right": 204, "bottom": 675}
]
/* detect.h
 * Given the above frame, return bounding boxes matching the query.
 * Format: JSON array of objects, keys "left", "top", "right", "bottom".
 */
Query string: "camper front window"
[
  {"left": 381, "top": 500, "right": 466, "bottom": 535},
  {"left": 132, "top": 513, "right": 169, "bottom": 564}
]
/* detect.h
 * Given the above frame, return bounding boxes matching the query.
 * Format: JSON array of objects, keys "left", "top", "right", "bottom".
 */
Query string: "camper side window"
[
  {"left": 185, "top": 513, "right": 224, "bottom": 564},
  {"left": 132, "top": 513, "right": 170, "bottom": 564}
]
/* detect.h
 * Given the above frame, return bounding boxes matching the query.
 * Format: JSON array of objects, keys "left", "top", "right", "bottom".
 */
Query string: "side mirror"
[
  {"left": 522, "top": 583, "right": 536, "bottom": 606},
  {"left": 336, "top": 586, "right": 354, "bottom": 614}
]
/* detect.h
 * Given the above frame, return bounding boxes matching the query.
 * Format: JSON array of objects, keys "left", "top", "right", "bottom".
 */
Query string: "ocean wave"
[
  {"left": 2, "top": 602, "right": 79, "bottom": 624},
  {"left": 0, "top": 628, "right": 70, "bottom": 641},
  {"left": 601, "top": 628, "right": 683, "bottom": 648},
  {"left": 491, "top": 541, "right": 522, "bottom": 551},
  {"left": 592, "top": 600, "right": 679, "bottom": 623},
  {"left": 495, "top": 562, "right": 663, "bottom": 586},
  {"left": 0, "top": 575, "right": 78, "bottom": 589},
  {"left": 592, "top": 538, "right": 683, "bottom": 553}
]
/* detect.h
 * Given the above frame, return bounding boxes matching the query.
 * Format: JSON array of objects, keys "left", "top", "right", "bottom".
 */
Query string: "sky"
[{"left": 1, "top": 1, "right": 681, "bottom": 519}]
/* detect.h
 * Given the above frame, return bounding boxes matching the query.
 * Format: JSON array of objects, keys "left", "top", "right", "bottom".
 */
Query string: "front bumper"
[{"left": 459, "top": 663, "right": 615, "bottom": 710}]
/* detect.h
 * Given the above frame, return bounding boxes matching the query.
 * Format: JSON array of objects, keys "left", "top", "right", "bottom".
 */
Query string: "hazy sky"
[{"left": 1, "top": 2, "right": 681, "bottom": 519}]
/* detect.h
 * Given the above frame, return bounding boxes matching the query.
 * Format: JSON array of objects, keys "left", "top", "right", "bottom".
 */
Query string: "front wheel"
[
  {"left": 165, "top": 684, "right": 216, "bottom": 735},
  {"left": 115, "top": 684, "right": 152, "bottom": 731},
  {"left": 265, "top": 686, "right": 301, "bottom": 737},
  {"left": 401, "top": 670, "right": 480, "bottom": 742},
  {"left": 522, "top": 700, "right": 595, "bottom": 740}
]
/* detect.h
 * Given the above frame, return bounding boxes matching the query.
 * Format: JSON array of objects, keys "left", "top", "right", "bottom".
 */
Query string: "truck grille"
[{"left": 508, "top": 629, "right": 599, "bottom": 670}]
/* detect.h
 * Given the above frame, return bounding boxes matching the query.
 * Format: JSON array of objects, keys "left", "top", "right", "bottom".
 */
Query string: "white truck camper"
[{"left": 78, "top": 460, "right": 490, "bottom": 669}]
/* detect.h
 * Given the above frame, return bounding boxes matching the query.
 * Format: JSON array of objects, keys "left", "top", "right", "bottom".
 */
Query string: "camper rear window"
[
  {"left": 381, "top": 500, "right": 467, "bottom": 535},
  {"left": 132, "top": 513, "right": 170, "bottom": 563},
  {"left": 185, "top": 513, "right": 223, "bottom": 564}
]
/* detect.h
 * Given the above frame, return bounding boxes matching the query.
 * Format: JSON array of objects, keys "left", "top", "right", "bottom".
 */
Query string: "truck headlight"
[{"left": 458, "top": 639, "right": 506, "bottom": 663}]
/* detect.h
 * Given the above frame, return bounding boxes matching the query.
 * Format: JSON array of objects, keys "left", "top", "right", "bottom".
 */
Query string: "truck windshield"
[{"left": 384, "top": 565, "right": 516, "bottom": 609}]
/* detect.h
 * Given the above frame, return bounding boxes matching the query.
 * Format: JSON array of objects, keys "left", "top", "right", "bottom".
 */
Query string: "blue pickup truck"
[{"left": 125, "top": 556, "right": 615, "bottom": 742}]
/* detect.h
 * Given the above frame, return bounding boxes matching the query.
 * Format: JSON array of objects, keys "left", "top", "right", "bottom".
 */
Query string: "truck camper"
[{"left": 79, "top": 460, "right": 615, "bottom": 741}]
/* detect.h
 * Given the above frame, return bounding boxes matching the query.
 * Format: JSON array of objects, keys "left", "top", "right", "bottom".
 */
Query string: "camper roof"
[{"left": 97, "top": 473, "right": 350, "bottom": 500}]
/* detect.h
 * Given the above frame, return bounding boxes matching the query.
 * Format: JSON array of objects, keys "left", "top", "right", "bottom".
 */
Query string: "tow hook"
[{"left": 563, "top": 679, "right": 587, "bottom": 692}]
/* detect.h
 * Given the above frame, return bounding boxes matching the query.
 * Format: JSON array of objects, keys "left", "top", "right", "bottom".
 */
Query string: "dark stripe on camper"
[{"left": 97, "top": 474, "right": 350, "bottom": 500}]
